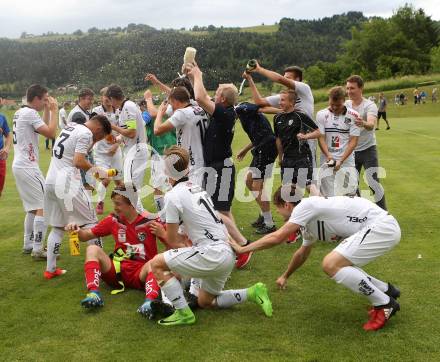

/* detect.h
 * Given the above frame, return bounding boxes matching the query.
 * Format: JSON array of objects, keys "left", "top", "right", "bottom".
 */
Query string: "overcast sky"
[{"left": 0, "top": 0, "right": 438, "bottom": 38}]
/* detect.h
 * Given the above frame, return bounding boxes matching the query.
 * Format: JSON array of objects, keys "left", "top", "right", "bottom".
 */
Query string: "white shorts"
[
  {"left": 123, "top": 148, "right": 148, "bottom": 189},
  {"left": 94, "top": 148, "right": 123, "bottom": 181},
  {"left": 150, "top": 153, "right": 169, "bottom": 191},
  {"left": 334, "top": 215, "right": 401, "bottom": 266},
  {"left": 44, "top": 183, "right": 97, "bottom": 228},
  {"left": 318, "top": 164, "right": 358, "bottom": 197},
  {"left": 12, "top": 167, "right": 45, "bottom": 212},
  {"left": 164, "top": 242, "right": 235, "bottom": 295}
]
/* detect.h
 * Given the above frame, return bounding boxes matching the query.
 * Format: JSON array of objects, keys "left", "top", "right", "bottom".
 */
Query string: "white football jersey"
[
  {"left": 168, "top": 105, "right": 207, "bottom": 171},
  {"left": 345, "top": 98, "right": 378, "bottom": 152},
  {"left": 45, "top": 123, "right": 93, "bottom": 185},
  {"left": 66, "top": 104, "right": 91, "bottom": 124},
  {"left": 58, "top": 108, "right": 68, "bottom": 129},
  {"left": 265, "top": 81, "right": 315, "bottom": 119},
  {"left": 316, "top": 107, "right": 361, "bottom": 166},
  {"left": 12, "top": 106, "right": 45, "bottom": 169},
  {"left": 288, "top": 196, "right": 389, "bottom": 246},
  {"left": 92, "top": 105, "right": 119, "bottom": 155},
  {"left": 118, "top": 100, "right": 147, "bottom": 155},
  {"left": 164, "top": 180, "right": 228, "bottom": 246}
]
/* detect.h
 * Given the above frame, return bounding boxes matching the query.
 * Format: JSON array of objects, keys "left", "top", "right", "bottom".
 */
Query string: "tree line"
[{"left": 0, "top": 5, "right": 438, "bottom": 98}]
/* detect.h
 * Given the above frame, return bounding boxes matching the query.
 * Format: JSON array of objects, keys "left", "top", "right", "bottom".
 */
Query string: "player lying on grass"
[
  {"left": 65, "top": 183, "right": 173, "bottom": 319},
  {"left": 229, "top": 184, "right": 401, "bottom": 331},
  {"left": 149, "top": 146, "right": 273, "bottom": 326}
]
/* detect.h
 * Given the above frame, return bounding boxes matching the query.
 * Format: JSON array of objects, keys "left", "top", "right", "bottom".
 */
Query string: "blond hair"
[{"left": 218, "top": 83, "right": 238, "bottom": 106}]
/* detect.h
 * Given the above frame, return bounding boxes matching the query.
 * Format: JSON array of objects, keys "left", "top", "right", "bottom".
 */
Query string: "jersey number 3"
[{"left": 53, "top": 132, "right": 70, "bottom": 159}]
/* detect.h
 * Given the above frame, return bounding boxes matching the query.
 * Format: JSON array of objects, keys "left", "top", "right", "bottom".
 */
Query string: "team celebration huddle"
[{"left": 11, "top": 47, "right": 401, "bottom": 331}]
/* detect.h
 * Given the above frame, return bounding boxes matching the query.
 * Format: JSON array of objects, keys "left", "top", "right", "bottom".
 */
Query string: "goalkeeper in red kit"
[{"left": 65, "top": 183, "right": 173, "bottom": 319}]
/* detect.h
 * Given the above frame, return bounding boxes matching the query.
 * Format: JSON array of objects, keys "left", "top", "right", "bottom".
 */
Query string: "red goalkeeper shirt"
[{"left": 91, "top": 213, "right": 164, "bottom": 261}]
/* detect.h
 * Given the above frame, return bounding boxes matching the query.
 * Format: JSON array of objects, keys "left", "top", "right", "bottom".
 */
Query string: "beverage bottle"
[
  {"left": 69, "top": 231, "right": 80, "bottom": 256},
  {"left": 183, "top": 47, "right": 197, "bottom": 64}
]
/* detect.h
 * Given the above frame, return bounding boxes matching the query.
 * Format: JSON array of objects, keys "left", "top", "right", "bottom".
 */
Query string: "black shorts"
[
  {"left": 203, "top": 161, "right": 235, "bottom": 212},
  {"left": 281, "top": 156, "right": 313, "bottom": 186},
  {"left": 377, "top": 111, "right": 387, "bottom": 120},
  {"left": 249, "top": 145, "right": 277, "bottom": 180}
]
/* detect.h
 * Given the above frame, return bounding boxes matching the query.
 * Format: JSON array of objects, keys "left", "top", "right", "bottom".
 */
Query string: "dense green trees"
[
  {"left": 0, "top": 6, "right": 438, "bottom": 97},
  {"left": 306, "top": 5, "right": 439, "bottom": 88}
]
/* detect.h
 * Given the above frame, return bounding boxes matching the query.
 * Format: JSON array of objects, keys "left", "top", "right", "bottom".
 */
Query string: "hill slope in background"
[{"left": 0, "top": 12, "right": 366, "bottom": 96}]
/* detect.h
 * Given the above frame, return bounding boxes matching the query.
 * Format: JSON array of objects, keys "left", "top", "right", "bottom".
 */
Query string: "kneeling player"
[
  {"left": 230, "top": 184, "right": 401, "bottom": 331},
  {"left": 65, "top": 184, "right": 173, "bottom": 319},
  {"left": 150, "top": 146, "right": 272, "bottom": 326}
]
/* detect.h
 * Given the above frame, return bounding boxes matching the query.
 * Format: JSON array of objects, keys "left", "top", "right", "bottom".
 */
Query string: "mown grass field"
[{"left": 0, "top": 95, "right": 439, "bottom": 361}]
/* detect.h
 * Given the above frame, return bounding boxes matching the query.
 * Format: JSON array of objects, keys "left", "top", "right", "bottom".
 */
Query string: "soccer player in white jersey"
[
  {"left": 12, "top": 84, "right": 58, "bottom": 259},
  {"left": 92, "top": 87, "right": 123, "bottom": 214},
  {"left": 105, "top": 84, "right": 148, "bottom": 213},
  {"left": 66, "top": 88, "right": 94, "bottom": 124},
  {"left": 150, "top": 146, "right": 272, "bottom": 326},
  {"left": 245, "top": 62, "right": 318, "bottom": 168},
  {"left": 43, "top": 115, "right": 112, "bottom": 279},
  {"left": 345, "top": 75, "right": 387, "bottom": 210},
  {"left": 314, "top": 86, "right": 361, "bottom": 196},
  {"left": 230, "top": 184, "right": 401, "bottom": 331},
  {"left": 153, "top": 86, "right": 207, "bottom": 186},
  {"left": 58, "top": 102, "right": 70, "bottom": 130}
]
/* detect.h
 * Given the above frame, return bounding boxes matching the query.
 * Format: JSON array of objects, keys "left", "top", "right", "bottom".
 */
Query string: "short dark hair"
[
  {"left": 78, "top": 88, "right": 94, "bottom": 100},
  {"left": 71, "top": 112, "right": 87, "bottom": 124},
  {"left": 106, "top": 84, "right": 125, "bottom": 100},
  {"left": 171, "top": 77, "right": 195, "bottom": 99},
  {"left": 273, "top": 184, "right": 302, "bottom": 207},
  {"left": 169, "top": 86, "right": 190, "bottom": 103},
  {"left": 346, "top": 75, "right": 364, "bottom": 89},
  {"left": 328, "top": 86, "right": 346, "bottom": 101},
  {"left": 284, "top": 66, "right": 303, "bottom": 81},
  {"left": 138, "top": 100, "right": 147, "bottom": 107},
  {"left": 280, "top": 89, "right": 297, "bottom": 104},
  {"left": 90, "top": 114, "right": 112, "bottom": 135},
  {"left": 26, "top": 84, "right": 48, "bottom": 103}
]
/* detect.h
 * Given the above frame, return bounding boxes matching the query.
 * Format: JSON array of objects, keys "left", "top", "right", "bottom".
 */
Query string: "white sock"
[
  {"left": 216, "top": 289, "right": 248, "bottom": 308},
  {"left": 161, "top": 289, "right": 172, "bottom": 306},
  {"left": 262, "top": 211, "right": 274, "bottom": 227},
  {"left": 46, "top": 228, "right": 64, "bottom": 272},
  {"left": 355, "top": 267, "right": 388, "bottom": 292},
  {"left": 23, "top": 212, "right": 35, "bottom": 250},
  {"left": 332, "top": 266, "right": 390, "bottom": 306},
  {"left": 161, "top": 277, "right": 188, "bottom": 309},
  {"left": 154, "top": 195, "right": 165, "bottom": 212},
  {"left": 32, "top": 215, "right": 47, "bottom": 252},
  {"left": 189, "top": 278, "right": 201, "bottom": 297}
]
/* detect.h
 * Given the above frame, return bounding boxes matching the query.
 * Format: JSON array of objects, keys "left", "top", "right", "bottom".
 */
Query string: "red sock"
[
  {"left": 145, "top": 271, "right": 160, "bottom": 300},
  {"left": 84, "top": 261, "right": 101, "bottom": 292}
]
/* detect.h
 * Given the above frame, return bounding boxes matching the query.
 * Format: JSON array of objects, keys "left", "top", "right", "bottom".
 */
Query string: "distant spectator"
[
  {"left": 399, "top": 92, "right": 406, "bottom": 105},
  {"left": 432, "top": 88, "right": 438, "bottom": 103},
  {"left": 376, "top": 93, "right": 390, "bottom": 130},
  {"left": 58, "top": 101, "right": 70, "bottom": 129},
  {"left": 420, "top": 90, "right": 427, "bottom": 104},
  {"left": 0, "top": 112, "right": 12, "bottom": 197},
  {"left": 394, "top": 93, "right": 400, "bottom": 105},
  {"left": 413, "top": 87, "right": 420, "bottom": 105}
]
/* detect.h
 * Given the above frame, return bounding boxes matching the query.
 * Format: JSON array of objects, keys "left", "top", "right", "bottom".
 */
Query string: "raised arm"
[
  {"left": 188, "top": 64, "right": 215, "bottom": 115},
  {"left": 145, "top": 73, "right": 171, "bottom": 94},
  {"left": 252, "top": 60, "right": 295, "bottom": 89},
  {"left": 243, "top": 72, "right": 271, "bottom": 107}
]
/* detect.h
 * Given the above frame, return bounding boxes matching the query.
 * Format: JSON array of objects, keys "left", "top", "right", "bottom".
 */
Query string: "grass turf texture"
[{"left": 0, "top": 98, "right": 440, "bottom": 361}]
